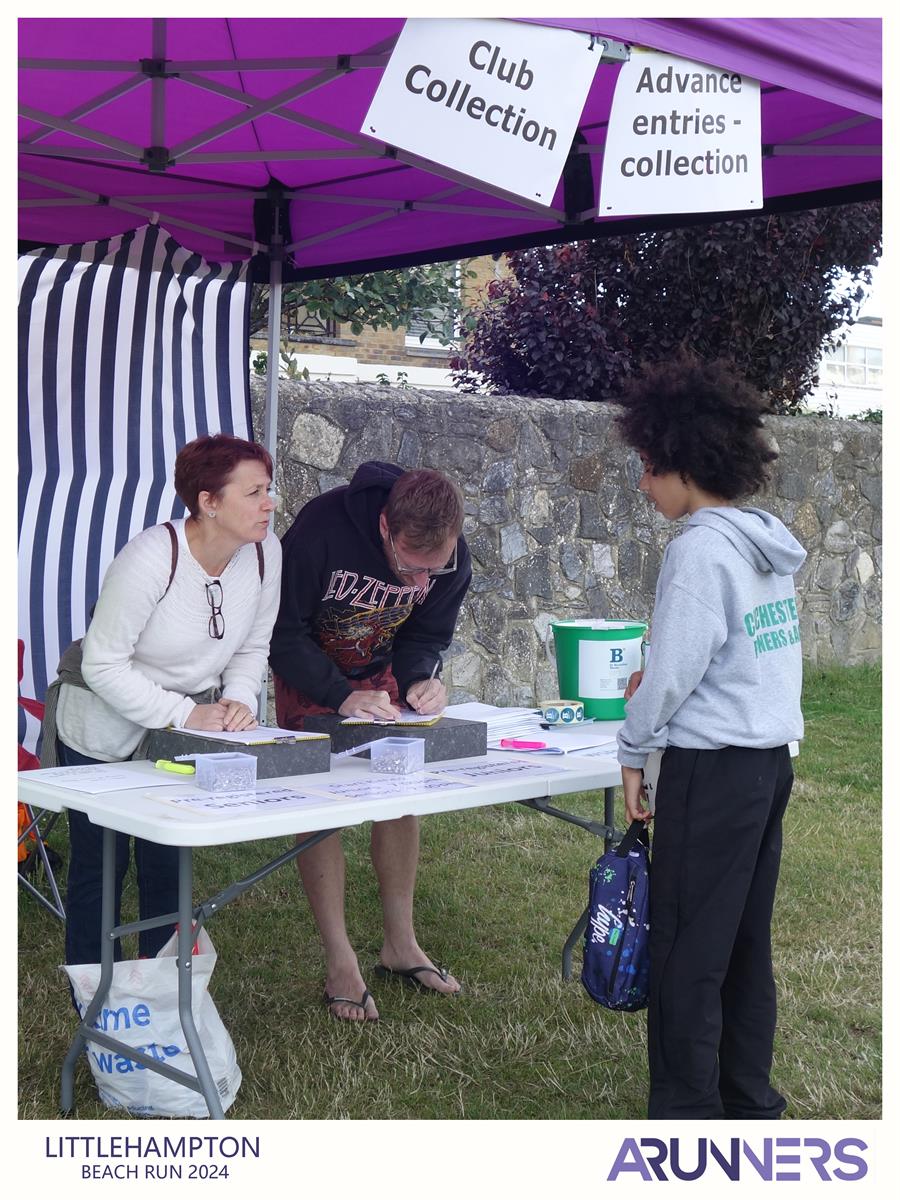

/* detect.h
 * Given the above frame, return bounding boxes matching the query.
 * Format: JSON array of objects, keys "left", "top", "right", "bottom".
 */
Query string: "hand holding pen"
[{"left": 406, "top": 660, "right": 446, "bottom": 715}]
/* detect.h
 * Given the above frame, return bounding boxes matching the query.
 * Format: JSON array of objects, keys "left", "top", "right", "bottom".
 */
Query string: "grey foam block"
[
  {"left": 300, "top": 716, "right": 487, "bottom": 763},
  {"left": 146, "top": 729, "right": 332, "bottom": 778}
]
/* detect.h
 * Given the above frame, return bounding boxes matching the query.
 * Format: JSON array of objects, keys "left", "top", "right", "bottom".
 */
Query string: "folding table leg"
[
  {"left": 60, "top": 826, "right": 117, "bottom": 1112},
  {"left": 561, "top": 906, "right": 590, "bottom": 982},
  {"left": 606, "top": 788, "right": 617, "bottom": 841},
  {"left": 60, "top": 833, "right": 225, "bottom": 1118},
  {"left": 561, "top": 786, "right": 618, "bottom": 981},
  {"left": 18, "top": 807, "right": 66, "bottom": 921},
  {"left": 176, "top": 847, "right": 225, "bottom": 1120}
]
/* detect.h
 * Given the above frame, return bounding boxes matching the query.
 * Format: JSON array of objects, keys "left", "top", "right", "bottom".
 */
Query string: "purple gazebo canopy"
[{"left": 19, "top": 17, "right": 881, "bottom": 278}]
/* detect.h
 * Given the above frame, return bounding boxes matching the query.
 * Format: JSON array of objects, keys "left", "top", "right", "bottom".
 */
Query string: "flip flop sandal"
[
  {"left": 323, "top": 988, "right": 378, "bottom": 1021},
  {"left": 373, "top": 963, "right": 462, "bottom": 995}
]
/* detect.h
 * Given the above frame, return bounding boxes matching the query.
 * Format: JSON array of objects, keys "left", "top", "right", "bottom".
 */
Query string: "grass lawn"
[{"left": 18, "top": 664, "right": 881, "bottom": 1120}]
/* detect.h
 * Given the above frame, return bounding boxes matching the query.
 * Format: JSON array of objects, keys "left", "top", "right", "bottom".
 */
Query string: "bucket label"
[{"left": 577, "top": 638, "right": 643, "bottom": 699}]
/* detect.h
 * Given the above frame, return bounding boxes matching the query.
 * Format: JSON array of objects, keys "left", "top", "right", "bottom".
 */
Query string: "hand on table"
[
  {"left": 406, "top": 677, "right": 447, "bottom": 715},
  {"left": 622, "top": 764, "right": 653, "bottom": 824},
  {"left": 220, "top": 698, "right": 258, "bottom": 731},
  {"left": 184, "top": 702, "right": 229, "bottom": 731},
  {"left": 338, "top": 690, "right": 401, "bottom": 722}
]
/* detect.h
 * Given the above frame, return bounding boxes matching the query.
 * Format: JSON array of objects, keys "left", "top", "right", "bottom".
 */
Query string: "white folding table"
[{"left": 18, "top": 749, "right": 623, "bottom": 1119}]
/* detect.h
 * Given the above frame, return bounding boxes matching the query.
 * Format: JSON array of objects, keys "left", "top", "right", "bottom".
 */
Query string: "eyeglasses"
[
  {"left": 388, "top": 529, "right": 458, "bottom": 579},
  {"left": 206, "top": 580, "right": 224, "bottom": 640}
]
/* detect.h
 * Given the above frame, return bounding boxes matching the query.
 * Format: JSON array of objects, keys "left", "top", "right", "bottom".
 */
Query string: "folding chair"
[{"left": 17, "top": 640, "right": 65, "bottom": 921}]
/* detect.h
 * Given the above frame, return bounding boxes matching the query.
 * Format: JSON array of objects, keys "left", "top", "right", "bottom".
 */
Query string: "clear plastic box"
[
  {"left": 370, "top": 737, "right": 425, "bottom": 776},
  {"left": 194, "top": 752, "right": 258, "bottom": 793}
]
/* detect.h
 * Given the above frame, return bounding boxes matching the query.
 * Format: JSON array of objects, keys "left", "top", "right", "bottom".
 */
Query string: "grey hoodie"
[{"left": 617, "top": 507, "right": 806, "bottom": 769}]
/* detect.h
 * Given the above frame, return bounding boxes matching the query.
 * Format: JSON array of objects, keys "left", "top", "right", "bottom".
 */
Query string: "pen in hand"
[{"left": 411, "top": 660, "right": 441, "bottom": 715}]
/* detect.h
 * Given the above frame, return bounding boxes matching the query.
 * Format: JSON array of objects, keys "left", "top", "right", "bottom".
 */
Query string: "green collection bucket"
[{"left": 550, "top": 619, "right": 648, "bottom": 720}]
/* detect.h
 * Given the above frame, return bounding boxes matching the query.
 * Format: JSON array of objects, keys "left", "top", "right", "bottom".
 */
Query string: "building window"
[
  {"left": 284, "top": 305, "right": 337, "bottom": 342},
  {"left": 405, "top": 308, "right": 453, "bottom": 350},
  {"left": 822, "top": 342, "right": 883, "bottom": 388},
  {"left": 405, "top": 265, "right": 461, "bottom": 350}
]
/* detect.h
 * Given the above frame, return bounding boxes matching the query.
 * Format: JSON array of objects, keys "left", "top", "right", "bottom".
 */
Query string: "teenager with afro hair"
[{"left": 614, "top": 356, "right": 806, "bottom": 1120}]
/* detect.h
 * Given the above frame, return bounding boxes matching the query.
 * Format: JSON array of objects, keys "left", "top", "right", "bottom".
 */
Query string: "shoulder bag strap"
[
  {"left": 162, "top": 521, "right": 179, "bottom": 597},
  {"left": 615, "top": 820, "right": 648, "bottom": 857},
  {"left": 160, "top": 519, "right": 262, "bottom": 586}
]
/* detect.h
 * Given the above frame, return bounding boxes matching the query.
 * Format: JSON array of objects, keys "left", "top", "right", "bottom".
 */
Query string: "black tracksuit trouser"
[
  {"left": 59, "top": 740, "right": 179, "bottom": 965},
  {"left": 647, "top": 743, "right": 794, "bottom": 1120}
]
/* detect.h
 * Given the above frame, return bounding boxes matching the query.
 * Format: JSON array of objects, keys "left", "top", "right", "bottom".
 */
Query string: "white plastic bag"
[{"left": 62, "top": 928, "right": 241, "bottom": 1117}]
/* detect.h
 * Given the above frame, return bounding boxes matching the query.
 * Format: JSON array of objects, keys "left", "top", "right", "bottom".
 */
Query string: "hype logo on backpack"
[{"left": 581, "top": 821, "right": 650, "bottom": 1011}]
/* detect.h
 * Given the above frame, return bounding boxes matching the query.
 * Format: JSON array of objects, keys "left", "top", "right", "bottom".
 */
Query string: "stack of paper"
[
  {"left": 443, "top": 702, "right": 621, "bottom": 757},
  {"left": 442, "top": 702, "right": 540, "bottom": 741},
  {"left": 540, "top": 730, "right": 620, "bottom": 757}
]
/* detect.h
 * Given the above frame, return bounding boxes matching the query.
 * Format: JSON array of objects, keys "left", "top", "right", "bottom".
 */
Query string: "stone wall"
[{"left": 253, "top": 380, "right": 882, "bottom": 706}]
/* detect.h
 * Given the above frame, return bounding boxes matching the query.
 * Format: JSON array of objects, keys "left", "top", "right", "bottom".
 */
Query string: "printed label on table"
[
  {"left": 430, "top": 760, "right": 569, "bottom": 780},
  {"left": 151, "top": 787, "right": 332, "bottom": 815},
  {"left": 320, "top": 774, "right": 475, "bottom": 801}
]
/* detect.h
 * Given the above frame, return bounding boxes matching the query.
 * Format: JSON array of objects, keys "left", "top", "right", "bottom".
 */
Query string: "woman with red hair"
[{"left": 45, "top": 433, "right": 281, "bottom": 966}]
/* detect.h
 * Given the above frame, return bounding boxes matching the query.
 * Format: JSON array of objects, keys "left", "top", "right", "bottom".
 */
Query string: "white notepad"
[
  {"left": 169, "top": 724, "right": 326, "bottom": 745},
  {"left": 28, "top": 764, "right": 180, "bottom": 794},
  {"left": 340, "top": 710, "right": 444, "bottom": 728}
]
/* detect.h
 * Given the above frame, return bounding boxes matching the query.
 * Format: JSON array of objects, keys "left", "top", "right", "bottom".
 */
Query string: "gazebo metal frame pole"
[
  {"left": 256, "top": 218, "right": 283, "bottom": 722},
  {"left": 263, "top": 223, "right": 283, "bottom": 472}
]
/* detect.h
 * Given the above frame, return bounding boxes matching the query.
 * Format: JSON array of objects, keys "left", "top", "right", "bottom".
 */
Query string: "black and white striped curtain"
[{"left": 18, "top": 223, "right": 252, "bottom": 751}]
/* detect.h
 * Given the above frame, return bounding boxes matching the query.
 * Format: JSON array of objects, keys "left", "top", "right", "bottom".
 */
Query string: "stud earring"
[{"left": 207, "top": 511, "right": 217, "bottom": 519}]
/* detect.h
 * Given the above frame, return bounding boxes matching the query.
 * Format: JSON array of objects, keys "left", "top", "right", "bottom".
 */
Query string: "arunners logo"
[{"left": 607, "top": 1138, "right": 868, "bottom": 1182}]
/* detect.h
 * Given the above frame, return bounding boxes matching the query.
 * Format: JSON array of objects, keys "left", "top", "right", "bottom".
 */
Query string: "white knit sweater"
[{"left": 56, "top": 520, "right": 282, "bottom": 761}]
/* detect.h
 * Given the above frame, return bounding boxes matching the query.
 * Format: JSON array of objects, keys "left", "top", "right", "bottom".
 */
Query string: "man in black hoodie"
[{"left": 270, "top": 462, "right": 472, "bottom": 1020}]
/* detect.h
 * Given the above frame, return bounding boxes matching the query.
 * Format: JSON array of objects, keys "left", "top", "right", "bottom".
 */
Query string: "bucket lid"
[{"left": 551, "top": 619, "right": 647, "bottom": 632}]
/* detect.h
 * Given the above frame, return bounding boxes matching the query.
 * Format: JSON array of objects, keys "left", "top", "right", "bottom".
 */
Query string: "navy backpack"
[{"left": 581, "top": 820, "right": 651, "bottom": 1011}]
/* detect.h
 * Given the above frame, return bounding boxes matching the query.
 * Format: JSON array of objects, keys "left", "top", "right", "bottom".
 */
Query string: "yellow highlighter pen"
[{"left": 155, "top": 759, "right": 196, "bottom": 775}]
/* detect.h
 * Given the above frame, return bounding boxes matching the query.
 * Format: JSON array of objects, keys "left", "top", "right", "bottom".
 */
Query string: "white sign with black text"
[
  {"left": 363, "top": 18, "right": 599, "bottom": 204},
  {"left": 599, "top": 49, "right": 762, "bottom": 216}
]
